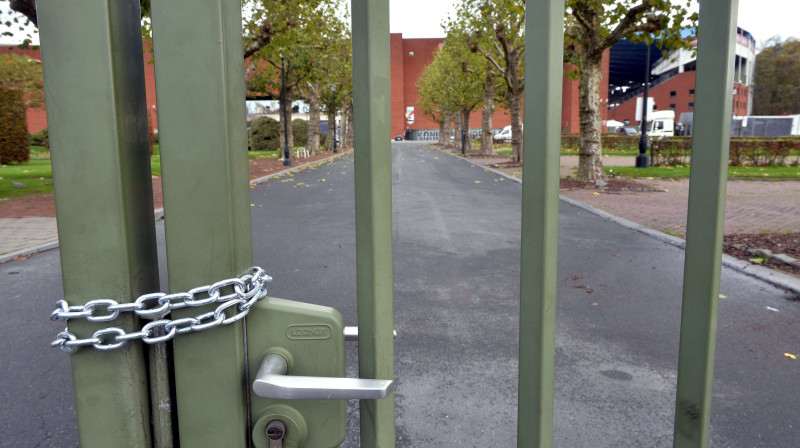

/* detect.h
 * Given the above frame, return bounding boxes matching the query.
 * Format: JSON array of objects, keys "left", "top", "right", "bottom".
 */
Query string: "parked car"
[
  {"left": 616, "top": 126, "right": 640, "bottom": 136},
  {"left": 394, "top": 135, "right": 403, "bottom": 141}
]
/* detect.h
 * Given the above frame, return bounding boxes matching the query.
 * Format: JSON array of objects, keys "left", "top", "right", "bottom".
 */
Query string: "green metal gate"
[{"left": 39, "top": 0, "right": 739, "bottom": 446}]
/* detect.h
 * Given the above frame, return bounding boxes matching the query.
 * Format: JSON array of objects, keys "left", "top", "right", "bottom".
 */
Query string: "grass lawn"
[
  {"left": 494, "top": 144, "right": 638, "bottom": 156},
  {"left": 605, "top": 165, "right": 800, "bottom": 179},
  {"left": 248, "top": 149, "right": 281, "bottom": 160},
  {"left": 1, "top": 146, "right": 302, "bottom": 200},
  {"left": 1, "top": 147, "right": 164, "bottom": 200},
  {"left": 0, "top": 159, "right": 54, "bottom": 199}
]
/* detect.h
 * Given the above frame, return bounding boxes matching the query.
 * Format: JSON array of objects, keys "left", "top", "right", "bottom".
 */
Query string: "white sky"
[
  {"left": 388, "top": 0, "right": 800, "bottom": 47},
  {"left": 2, "top": 1, "right": 798, "bottom": 47}
]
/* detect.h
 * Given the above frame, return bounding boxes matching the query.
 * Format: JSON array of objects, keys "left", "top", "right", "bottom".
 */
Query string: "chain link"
[{"left": 50, "top": 267, "right": 272, "bottom": 353}]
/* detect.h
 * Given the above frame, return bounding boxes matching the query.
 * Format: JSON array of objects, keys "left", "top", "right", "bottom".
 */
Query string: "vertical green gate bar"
[
  {"left": 351, "top": 0, "right": 396, "bottom": 446},
  {"left": 150, "top": 0, "right": 252, "bottom": 445},
  {"left": 672, "top": 1, "right": 739, "bottom": 447},
  {"left": 518, "top": 0, "right": 565, "bottom": 446},
  {"left": 36, "top": 0, "right": 158, "bottom": 446}
]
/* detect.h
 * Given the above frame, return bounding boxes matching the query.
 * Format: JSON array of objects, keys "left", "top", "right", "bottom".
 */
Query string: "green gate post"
[
  {"left": 672, "top": 1, "right": 739, "bottom": 447},
  {"left": 149, "top": 0, "right": 252, "bottom": 446},
  {"left": 351, "top": 0, "right": 396, "bottom": 446},
  {"left": 36, "top": 0, "right": 158, "bottom": 446},
  {"left": 518, "top": 0, "right": 565, "bottom": 446}
]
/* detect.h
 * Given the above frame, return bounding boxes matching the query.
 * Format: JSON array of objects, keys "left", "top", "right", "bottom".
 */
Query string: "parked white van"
[
  {"left": 648, "top": 110, "right": 675, "bottom": 137},
  {"left": 494, "top": 125, "right": 522, "bottom": 143}
]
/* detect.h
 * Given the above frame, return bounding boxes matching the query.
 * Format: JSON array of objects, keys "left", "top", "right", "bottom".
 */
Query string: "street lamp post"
[
  {"left": 637, "top": 44, "right": 651, "bottom": 168},
  {"left": 281, "top": 55, "right": 291, "bottom": 166},
  {"left": 331, "top": 84, "right": 338, "bottom": 154}
]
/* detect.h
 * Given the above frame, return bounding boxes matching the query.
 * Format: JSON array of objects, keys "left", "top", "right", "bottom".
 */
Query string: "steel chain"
[{"left": 50, "top": 267, "right": 272, "bottom": 353}]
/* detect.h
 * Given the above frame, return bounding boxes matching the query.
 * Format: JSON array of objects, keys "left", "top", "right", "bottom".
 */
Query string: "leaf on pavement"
[{"left": 785, "top": 353, "right": 797, "bottom": 360}]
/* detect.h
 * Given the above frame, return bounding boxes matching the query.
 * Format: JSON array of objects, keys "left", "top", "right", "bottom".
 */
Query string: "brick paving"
[
  {"left": 0, "top": 217, "right": 59, "bottom": 256},
  {"left": 475, "top": 154, "right": 800, "bottom": 237}
]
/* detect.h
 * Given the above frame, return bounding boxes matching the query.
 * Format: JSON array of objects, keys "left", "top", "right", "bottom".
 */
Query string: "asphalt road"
[{"left": 1, "top": 141, "right": 797, "bottom": 447}]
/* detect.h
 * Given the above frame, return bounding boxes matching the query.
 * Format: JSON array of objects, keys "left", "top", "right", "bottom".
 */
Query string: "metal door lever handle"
[
  {"left": 343, "top": 326, "right": 397, "bottom": 342},
  {"left": 253, "top": 354, "right": 395, "bottom": 400}
]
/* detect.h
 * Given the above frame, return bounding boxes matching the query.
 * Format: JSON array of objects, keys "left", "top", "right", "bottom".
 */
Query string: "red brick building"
[
  {"left": 7, "top": 35, "right": 611, "bottom": 137},
  {"left": 1, "top": 45, "right": 159, "bottom": 134},
  {"left": 390, "top": 33, "right": 609, "bottom": 138},
  {"left": 607, "top": 71, "right": 750, "bottom": 127}
]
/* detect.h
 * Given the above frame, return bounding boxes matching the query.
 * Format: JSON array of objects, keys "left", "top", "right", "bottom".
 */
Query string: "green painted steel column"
[
  {"left": 36, "top": 0, "right": 158, "bottom": 446},
  {"left": 351, "top": 0, "right": 396, "bottom": 446},
  {"left": 150, "top": 0, "right": 252, "bottom": 446},
  {"left": 518, "top": 1, "right": 564, "bottom": 447},
  {"left": 672, "top": 1, "right": 739, "bottom": 447}
]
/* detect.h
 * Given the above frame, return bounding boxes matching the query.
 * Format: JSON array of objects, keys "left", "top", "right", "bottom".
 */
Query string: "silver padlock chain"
[{"left": 50, "top": 267, "right": 272, "bottom": 353}]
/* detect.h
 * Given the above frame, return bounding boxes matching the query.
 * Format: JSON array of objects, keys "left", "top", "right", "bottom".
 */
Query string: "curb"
[
  {"left": 434, "top": 145, "right": 800, "bottom": 296},
  {"left": 0, "top": 150, "right": 352, "bottom": 265},
  {"left": 0, "top": 240, "right": 61, "bottom": 265}
]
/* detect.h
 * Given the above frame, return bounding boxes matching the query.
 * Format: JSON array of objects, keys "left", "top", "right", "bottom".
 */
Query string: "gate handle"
[{"left": 253, "top": 354, "right": 395, "bottom": 400}]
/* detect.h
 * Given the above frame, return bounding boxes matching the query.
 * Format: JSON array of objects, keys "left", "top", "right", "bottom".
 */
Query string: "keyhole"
[{"left": 266, "top": 420, "right": 286, "bottom": 440}]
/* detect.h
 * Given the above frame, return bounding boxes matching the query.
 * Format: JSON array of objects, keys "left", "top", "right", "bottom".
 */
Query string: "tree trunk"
[
  {"left": 325, "top": 106, "right": 336, "bottom": 152},
  {"left": 345, "top": 101, "right": 354, "bottom": 147},
  {"left": 340, "top": 105, "right": 349, "bottom": 148},
  {"left": 576, "top": 54, "right": 605, "bottom": 181},
  {"left": 480, "top": 70, "right": 495, "bottom": 155},
  {"left": 439, "top": 110, "right": 452, "bottom": 146},
  {"left": 307, "top": 84, "right": 321, "bottom": 155},
  {"left": 453, "top": 112, "right": 462, "bottom": 150},
  {"left": 509, "top": 89, "right": 523, "bottom": 163},
  {"left": 461, "top": 109, "right": 473, "bottom": 152},
  {"left": 279, "top": 88, "right": 295, "bottom": 160},
  {"left": 438, "top": 114, "right": 448, "bottom": 146}
]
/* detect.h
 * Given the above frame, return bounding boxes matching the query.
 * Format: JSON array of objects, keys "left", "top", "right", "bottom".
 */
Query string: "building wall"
[
  {"left": 6, "top": 36, "right": 613, "bottom": 139},
  {"left": 389, "top": 34, "right": 610, "bottom": 138},
  {"left": 390, "top": 33, "right": 406, "bottom": 138},
  {"left": 608, "top": 70, "right": 749, "bottom": 125},
  {"left": 1, "top": 44, "right": 160, "bottom": 134}
]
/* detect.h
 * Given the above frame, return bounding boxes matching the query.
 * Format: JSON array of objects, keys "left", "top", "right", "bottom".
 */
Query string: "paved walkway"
[
  {"left": 0, "top": 217, "right": 58, "bottom": 257},
  {"left": 474, "top": 154, "right": 800, "bottom": 237},
  {"left": 2, "top": 153, "right": 799, "bottom": 259},
  {"left": 0, "top": 152, "right": 349, "bottom": 260}
]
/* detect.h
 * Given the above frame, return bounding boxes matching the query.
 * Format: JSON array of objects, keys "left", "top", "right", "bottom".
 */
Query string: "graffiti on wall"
[{"left": 408, "top": 128, "right": 501, "bottom": 141}]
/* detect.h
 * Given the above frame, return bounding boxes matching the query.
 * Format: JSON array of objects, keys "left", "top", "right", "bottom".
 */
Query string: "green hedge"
[
  {"left": 292, "top": 119, "right": 308, "bottom": 147},
  {"left": 561, "top": 134, "right": 639, "bottom": 151},
  {"left": 30, "top": 128, "right": 49, "bottom": 148},
  {"left": 0, "top": 87, "right": 30, "bottom": 164},
  {"left": 249, "top": 116, "right": 281, "bottom": 151},
  {"left": 650, "top": 136, "right": 800, "bottom": 167}
]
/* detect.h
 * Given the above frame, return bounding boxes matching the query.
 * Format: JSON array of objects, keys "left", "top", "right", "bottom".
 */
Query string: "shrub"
[
  {"left": 292, "top": 118, "right": 308, "bottom": 147},
  {"left": 249, "top": 116, "right": 281, "bottom": 151},
  {"left": 650, "top": 136, "right": 800, "bottom": 167},
  {"left": 30, "top": 128, "right": 49, "bottom": 148},
  {"left": 319, "top": 133, "right": 327, "bottom": 147},
  {"left": 0, "top": 87, "right": 30, "bottom": 164},
  {"left": 650, "top": 138, "right": 692, "bottom": 166}
]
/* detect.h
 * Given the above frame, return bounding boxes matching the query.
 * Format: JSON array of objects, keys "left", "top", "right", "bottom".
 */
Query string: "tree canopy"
[
  {"left": 752, "top": 37, "right": 800, "bottom": 116},
  {"left": 453, "top": 0, "right": 526, "bottom": 161},
  {"left": 0, "top": 53, "right": 44, "bottom": 108},
  {"left": 565, "top": 0, "right": 697, "bottom": 181}
]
